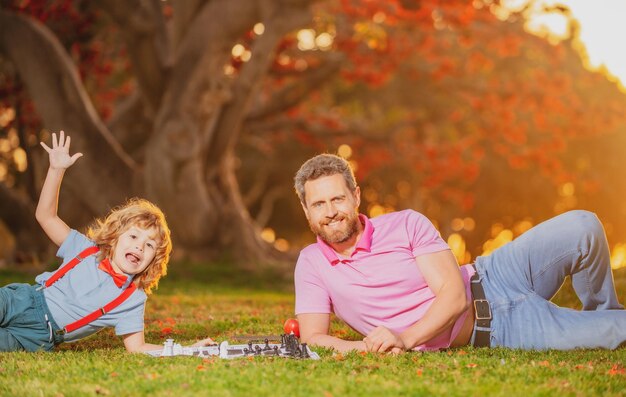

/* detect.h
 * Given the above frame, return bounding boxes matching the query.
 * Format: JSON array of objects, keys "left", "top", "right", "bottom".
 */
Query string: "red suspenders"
[{"left": 44, "top": 246, "right": 137, "bottom": 334}]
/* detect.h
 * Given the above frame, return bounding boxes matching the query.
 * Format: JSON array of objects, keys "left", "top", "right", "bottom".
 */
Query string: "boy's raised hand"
[{"left": 40, "top": 130, "right": 83, "bottom": 169}]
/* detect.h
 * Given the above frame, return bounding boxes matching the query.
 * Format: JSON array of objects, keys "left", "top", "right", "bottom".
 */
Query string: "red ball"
[{"left": 283, "top": 318, "right": 300, "bottom": 337}]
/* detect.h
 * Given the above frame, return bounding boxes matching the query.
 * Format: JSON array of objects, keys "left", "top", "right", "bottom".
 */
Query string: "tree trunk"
[
  {"left": 0, "top": 10, "right": 135, "bottom": 213},
  {"left": 0, "top": 1, "right": 314, "bottom": 263},
  {"left": 144, "top": 0, "right": 312, "bottom": 260},
  {"left": 0, "top": 183, "right": 50, "bottom": 262}
]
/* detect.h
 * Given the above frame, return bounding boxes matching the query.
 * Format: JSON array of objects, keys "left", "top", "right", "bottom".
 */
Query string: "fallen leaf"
[
  {"left": 607, "top": 365, "right": 625, "bottom": 376},
  {"left": 466, "top": 363, "right": 478, "bottom": 368},
  {"left": 333, "top": 353, "right": 345, "bottom": 361}
]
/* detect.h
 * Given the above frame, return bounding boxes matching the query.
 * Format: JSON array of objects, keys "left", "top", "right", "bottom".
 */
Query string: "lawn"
[{"left": 0, "top": 261, "right": 624, "bottom": 397}]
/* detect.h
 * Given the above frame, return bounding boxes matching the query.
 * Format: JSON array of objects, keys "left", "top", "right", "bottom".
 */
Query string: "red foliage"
[{"left": 2, "top": 0, "right": 131, "bottom": 133}]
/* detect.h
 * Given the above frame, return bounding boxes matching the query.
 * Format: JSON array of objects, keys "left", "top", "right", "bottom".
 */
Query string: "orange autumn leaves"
[
  {"left": 282, "top": 0, "right": 626, "bottom": 220},
  {"left": 152, "top": 317, "right": 178, "bottom": 338}
]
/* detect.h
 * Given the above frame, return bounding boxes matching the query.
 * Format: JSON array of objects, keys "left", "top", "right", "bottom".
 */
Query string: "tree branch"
[
  {"left": 246, "top": 52, "right": 344, "bottom": 121},
  {"left": 171, "top": 0, "right": 208, "bottom": 46},
  {"left": 106, "top": 91, "right": 153, "bottom": 158},
  {"left": 205, "top": 0, "right": 313, "bottom": 163},
  {"left": 97, "top": 0, "right": 170, "bottom": 111},
  {"left": 245, "top": 115, "right": 387, "bottom": 141},
  {"left": 254, "top": 186, "right": 284, "bottom": 228},
  {"left": 0, "top": 10, "right": 135, "bottom": 212},
  {"left": 243, "top": 165, "right": 270, "bottom": 206}
]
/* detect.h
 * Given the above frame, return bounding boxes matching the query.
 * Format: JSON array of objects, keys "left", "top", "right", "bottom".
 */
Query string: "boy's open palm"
[{"left": 40, "top": 130, "right": 83, "bottom": 169}]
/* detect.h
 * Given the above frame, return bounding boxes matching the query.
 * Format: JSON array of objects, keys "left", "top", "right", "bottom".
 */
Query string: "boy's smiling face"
[{"left": 110, "top": 226, "right": 159, "bottom": 275}]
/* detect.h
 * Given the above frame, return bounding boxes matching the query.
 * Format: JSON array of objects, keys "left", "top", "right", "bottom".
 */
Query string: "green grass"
[{"left": 0, "top": 263, "right": 624, "bottom": 397}]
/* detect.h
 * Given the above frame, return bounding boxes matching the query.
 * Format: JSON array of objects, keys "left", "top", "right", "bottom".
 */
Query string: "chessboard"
[{"left": 145, "top": 333, "right": 320, "bottom": 360}]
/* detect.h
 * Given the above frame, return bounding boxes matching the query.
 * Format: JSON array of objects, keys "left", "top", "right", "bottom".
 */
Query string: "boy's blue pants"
[{"left": 0, "top": 283, "right": 63, "bottom": 351}]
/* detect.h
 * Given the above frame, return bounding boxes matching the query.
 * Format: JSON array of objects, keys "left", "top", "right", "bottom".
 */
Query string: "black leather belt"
[{"left": 470, "top": 265, "right": 492, "bottom": 347}]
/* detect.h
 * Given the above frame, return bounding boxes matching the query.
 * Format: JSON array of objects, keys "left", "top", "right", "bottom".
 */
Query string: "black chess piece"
[
  {"left": 243, "top": 341, "right": 253, "bottom": 355},
  {"left": 263, "top": 338, "right": 271, "bottom": 351},
  {"left": 300, "top": 343, "right": 310, "bottom": 358}
]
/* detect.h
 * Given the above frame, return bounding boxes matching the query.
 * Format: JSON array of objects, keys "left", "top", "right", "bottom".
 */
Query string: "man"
[{"left": 293, "top": 153, "right": 626, "bottom": 352}]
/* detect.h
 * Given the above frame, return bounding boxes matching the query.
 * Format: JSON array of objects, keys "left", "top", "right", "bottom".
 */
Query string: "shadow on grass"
[
  {"left": 2, "top": 262, "right": 624, "bottom": 299},
  {"left": 152, "top": 258, "right": 295, "bottom": 294},
  {"left": 0, "top": 256, "right": 296, "bottom": 294}
]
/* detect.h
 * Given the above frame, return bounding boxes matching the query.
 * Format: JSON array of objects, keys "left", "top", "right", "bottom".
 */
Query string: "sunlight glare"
[
  {"left": 0, "top": 107, "right": 15, "bottom": 128},
  {"left": 231, "top": 44, "right": 245, "bottom": 57},
  {"left": 274, "top": 238, "right": 290, "bottom": 252},
  {"left": 368, "top": 204, "right": 385, "bottom": 218},
  {"left": 13, "top": 148, "right": 27, "bottom": 172},
  {"left": 315, "top": 32, "right": 334, "bottom": 51},
  {"left": 260, "top": 228, "right": 276, "bottom": 243},
  {"left": 523, "top": 0, "right": 626, "bottom": 88},
  {"left": 297, "top": 29, "right": 316, "bottom": 51},
  {"left": 610, "top": 243, "right": 626, "bottom": 269},
  {"left": 337, "top": 144, "right": 352, "bottom": 159},
  {"left": 253, "top": 23, "right": 265, "bottom": 35}
]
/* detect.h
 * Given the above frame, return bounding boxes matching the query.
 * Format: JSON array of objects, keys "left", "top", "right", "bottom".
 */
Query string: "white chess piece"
[
  {"left": 219, "top": 341, "right": 229, "bottom": 359},
  {"left": 164, "top": 338, "right": 175, "bottom": 356}
]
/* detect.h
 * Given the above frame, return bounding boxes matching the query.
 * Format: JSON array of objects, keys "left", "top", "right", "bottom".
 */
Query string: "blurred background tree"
[{"left": 1, "top": 0, "right": 625, "bottom": 267}]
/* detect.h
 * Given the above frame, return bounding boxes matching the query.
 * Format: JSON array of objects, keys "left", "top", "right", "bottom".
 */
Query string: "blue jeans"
[
  {"left": 0, "top": 284, "right": 64, "bottom": 352},
  {"left": 473, "top": 210, "right": 626, "bottom": 350}
]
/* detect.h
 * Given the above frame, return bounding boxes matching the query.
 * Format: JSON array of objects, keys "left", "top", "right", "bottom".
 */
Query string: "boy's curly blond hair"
[{"left": 87, "top": 198, "right": 172, "bottom": 295}]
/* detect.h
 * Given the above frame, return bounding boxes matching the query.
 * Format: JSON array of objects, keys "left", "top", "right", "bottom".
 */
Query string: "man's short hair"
[{"left": 294, "top": 154, "right": 357, "bottom": 205}]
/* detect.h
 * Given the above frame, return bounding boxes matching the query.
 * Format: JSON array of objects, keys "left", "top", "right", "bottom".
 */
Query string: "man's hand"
[
  {"left": 40, "top": 130, "right": 82, "bottom": 170},
  {"left": 363, "top": 326, "right": 407, "bottom": 353}
]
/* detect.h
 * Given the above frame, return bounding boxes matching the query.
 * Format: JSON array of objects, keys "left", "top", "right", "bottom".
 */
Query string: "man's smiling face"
[{"left": 302, "top": 173, "right": 361, "bottom": 245}]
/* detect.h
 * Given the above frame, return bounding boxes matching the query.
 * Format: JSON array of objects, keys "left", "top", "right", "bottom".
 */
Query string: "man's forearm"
[
  {"left": 400, "top": 290, "right": 469, "bottom": 349},
  {"left": 307, "top": 333, "right": 366, "bottom": 353}
]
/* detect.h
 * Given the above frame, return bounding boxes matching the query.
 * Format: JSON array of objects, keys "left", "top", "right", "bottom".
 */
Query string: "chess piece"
[
  {"left": 219, "top": 341, "right": 230, "bottom": 359},
  {"left": 164, "top": 338, "right": 175, "bottom": 356},
  {"left": 301, "top": 343, "right": 310, "bottom": 358}
]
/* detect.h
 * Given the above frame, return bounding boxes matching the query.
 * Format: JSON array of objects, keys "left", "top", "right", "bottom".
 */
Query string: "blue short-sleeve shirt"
[{"left": 35, "top": 230, "right": 147, "bottom": 342}]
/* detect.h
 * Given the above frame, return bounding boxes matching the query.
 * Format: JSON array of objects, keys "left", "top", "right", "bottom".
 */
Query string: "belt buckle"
[{"left": 473, "top": 299, "right": 492, "bottom": 320}]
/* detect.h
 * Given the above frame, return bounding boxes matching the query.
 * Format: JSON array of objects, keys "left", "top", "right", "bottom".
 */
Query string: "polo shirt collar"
[{"left": 316, "top": 214, "right": 374, "bottom": 266}]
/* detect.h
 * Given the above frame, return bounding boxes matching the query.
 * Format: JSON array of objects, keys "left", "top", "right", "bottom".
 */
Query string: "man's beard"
[{"left": 309, "top": 211, "right": 360, "bottom": 245}]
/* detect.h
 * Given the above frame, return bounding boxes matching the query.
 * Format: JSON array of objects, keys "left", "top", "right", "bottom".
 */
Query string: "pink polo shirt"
[{"left": 294, "top": 209, "right": 475, "bottom": 351}]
